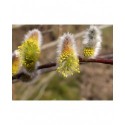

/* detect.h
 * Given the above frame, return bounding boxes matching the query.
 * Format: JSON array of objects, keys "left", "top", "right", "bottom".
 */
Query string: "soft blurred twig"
[
  {"left": 41, "top": 25, "right": 112, "bottom": 50},
  {"left": 20, "top": 72, "right": 56, "bottom": 100}
]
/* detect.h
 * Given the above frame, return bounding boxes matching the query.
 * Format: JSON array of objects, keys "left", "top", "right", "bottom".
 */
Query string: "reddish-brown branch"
[
  {"left": 79, "top": 57, "right": 113, "bottom": 64},
  {"left": 12, "top": 57, "right": 113, "bottom": 82}
]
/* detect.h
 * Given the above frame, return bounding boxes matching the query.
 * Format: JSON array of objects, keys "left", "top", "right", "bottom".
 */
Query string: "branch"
[
  {"left": 79, "top": 57, "right": 113, "bottom": 64},
  {"left": 12, "top": 57, "right": 113, "bottom": 81}
]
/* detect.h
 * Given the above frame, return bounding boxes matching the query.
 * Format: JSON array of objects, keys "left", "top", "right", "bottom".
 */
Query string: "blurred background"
[{"left": 12, "top": 25, "right": 113, "bottom": 100}]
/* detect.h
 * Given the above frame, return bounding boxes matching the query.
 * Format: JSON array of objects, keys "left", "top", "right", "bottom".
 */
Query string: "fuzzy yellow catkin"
[
  {"left": 12, "top": 50, "right": 21, "bottom": 75},
  {"left": 18, "top": 29, "right": 42, "bottom": 73},
  {"left": 57, "top": 33, "right": 80, "bottom": 77}
]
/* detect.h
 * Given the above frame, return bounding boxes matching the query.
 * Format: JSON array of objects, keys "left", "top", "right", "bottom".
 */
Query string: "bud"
[
  {"left": 83, "top": 25, "right": 102, "bottom": 58},
  {"left": 57, "top": 33, "right": 80, "bottom": 77}
]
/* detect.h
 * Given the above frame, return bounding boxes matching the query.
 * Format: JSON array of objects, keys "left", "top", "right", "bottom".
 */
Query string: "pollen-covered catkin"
[
  {"left": 57, "top": 33, "right": 80, "bottom": 77},
  {"left": 18, "top": 29, "right": 42, "bottom": 73},
  {"left": 12, "top": 50, "right": 21, "bottom": 75}
]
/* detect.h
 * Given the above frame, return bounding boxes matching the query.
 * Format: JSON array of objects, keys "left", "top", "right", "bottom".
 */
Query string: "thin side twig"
[{"left": 41, "top": 25, "right": 112, "bottom": 50}]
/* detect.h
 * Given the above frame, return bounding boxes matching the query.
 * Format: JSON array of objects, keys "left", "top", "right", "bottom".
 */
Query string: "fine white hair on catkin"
[
  {"left": 12, "top": 50, "right": 20, "bottom": 58},
  {"left": 24, "top": 29, "right": 43, "bottom": 48},
  {"left": 57, "top": 32, "right": 78, "bottom": 57}
]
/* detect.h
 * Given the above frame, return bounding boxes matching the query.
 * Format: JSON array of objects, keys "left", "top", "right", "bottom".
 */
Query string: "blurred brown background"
[{"left": 12, "top": 25, "right": 113, "bottom": 100}]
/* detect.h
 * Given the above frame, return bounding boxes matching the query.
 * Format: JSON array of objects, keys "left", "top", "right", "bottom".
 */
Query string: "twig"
[
  {"left": 41, "top": 25, "right": 112, "bottom": 50},
  {"left": 12, "top": 57, "right": 113, "bottom": 81},
  {"left": 20, "top": 72, "right": 56, "bottom": 100}
]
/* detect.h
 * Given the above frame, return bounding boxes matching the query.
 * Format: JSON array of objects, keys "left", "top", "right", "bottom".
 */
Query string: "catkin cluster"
[{"left": 12, "top": 25, "right": 102, "bottom": 83}]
